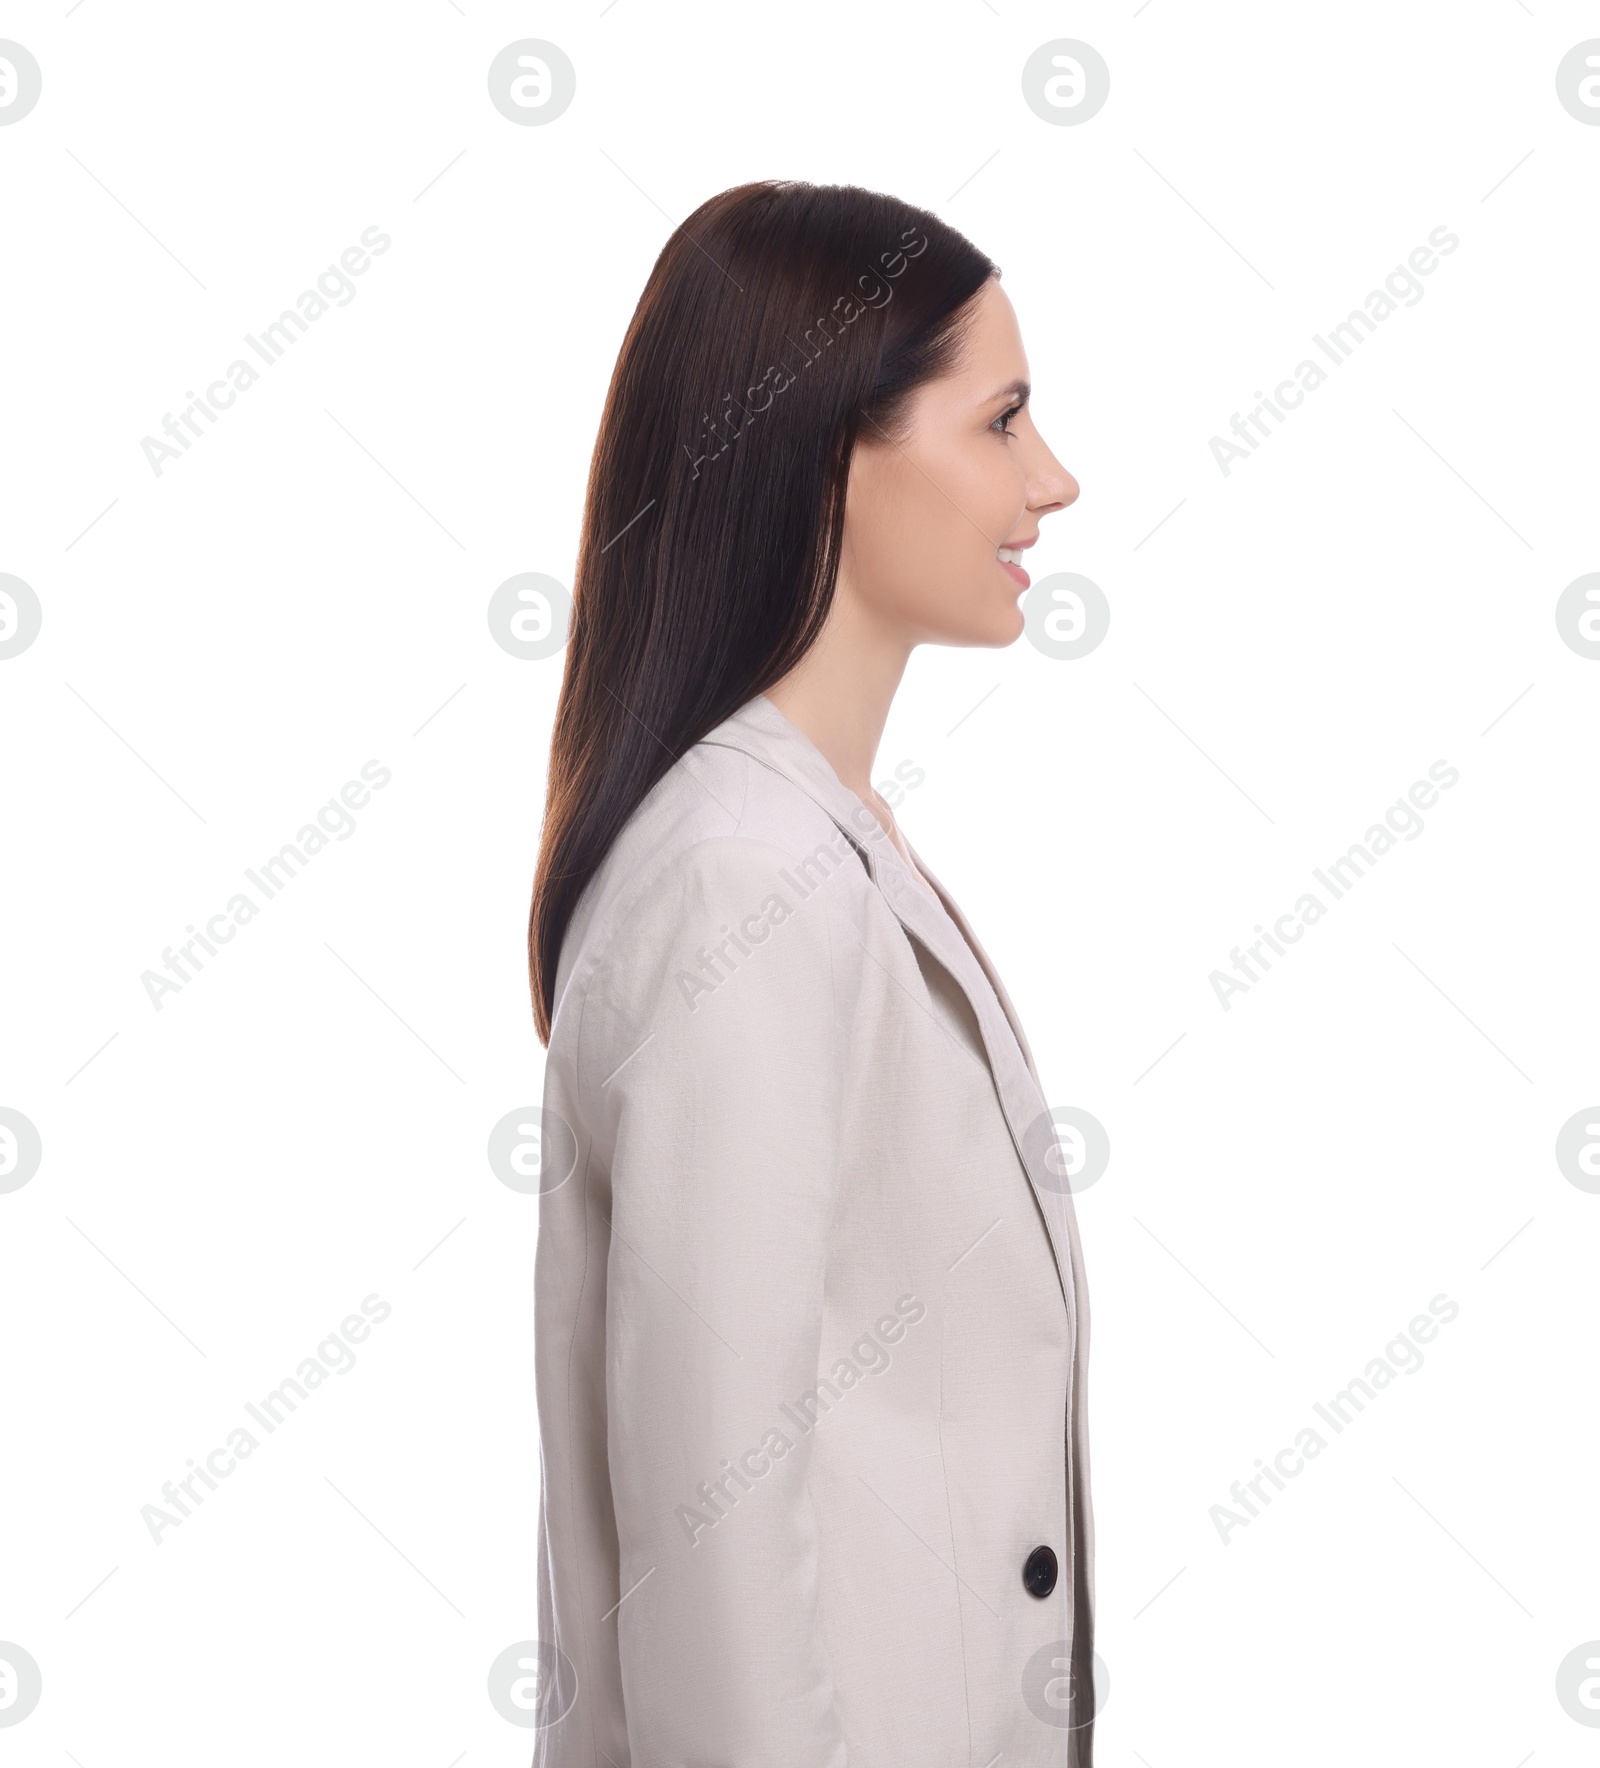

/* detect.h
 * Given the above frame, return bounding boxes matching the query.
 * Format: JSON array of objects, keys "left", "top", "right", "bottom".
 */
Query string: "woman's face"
[{"left": 839, "top": 276, "right": 1078, "bottom": 648}]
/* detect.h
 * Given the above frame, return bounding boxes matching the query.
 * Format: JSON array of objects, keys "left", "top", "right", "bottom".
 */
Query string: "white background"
[{"left": 2, "top": 1, "right": 1597, "bottom": 1762}]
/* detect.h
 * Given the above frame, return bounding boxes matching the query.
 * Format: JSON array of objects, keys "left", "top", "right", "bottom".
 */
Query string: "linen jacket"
[{"left": 532, "top": 691, "right": 1095, "bottom": 1767}]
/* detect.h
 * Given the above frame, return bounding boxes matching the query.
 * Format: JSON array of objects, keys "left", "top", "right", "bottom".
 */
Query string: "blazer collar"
[{"left": 697, "top": 692, "right": 1087, "bottom": 1319}]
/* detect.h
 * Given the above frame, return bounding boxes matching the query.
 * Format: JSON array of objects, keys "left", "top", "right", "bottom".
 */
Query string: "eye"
[{"left": 991, "top": 401, "right": 1024, "bottom": 436}]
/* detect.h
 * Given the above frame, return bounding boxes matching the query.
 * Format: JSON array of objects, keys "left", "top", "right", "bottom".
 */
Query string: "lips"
[{"left": 997, "top": 536, "right": 1036, "bottom": 591}]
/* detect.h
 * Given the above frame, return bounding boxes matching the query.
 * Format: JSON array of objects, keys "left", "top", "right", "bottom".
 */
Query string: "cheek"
[
  {"left": 929, "top": 442, "right": 1015, "bottom": 535},
  {"left": 844, "top": 440, "right": 1025, "bottom": 627},
  {"left": 937, "top": 440, "right": 1026, "bottom": 543},
  {"left": 876, "top": 481, "right": 979, "bottom": 607},
  {"left": 853, "top": 457, "right": 960, "bottom": 583}
]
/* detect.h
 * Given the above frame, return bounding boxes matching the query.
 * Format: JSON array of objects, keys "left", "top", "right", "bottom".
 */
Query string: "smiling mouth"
[{"left": 997, "top": 544, "right": 1032, "bottom": 590}]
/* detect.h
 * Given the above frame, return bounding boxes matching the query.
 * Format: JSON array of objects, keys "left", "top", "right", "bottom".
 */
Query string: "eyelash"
[{"left": 992, "top": 403, "right": 1024, "bottom": 436}]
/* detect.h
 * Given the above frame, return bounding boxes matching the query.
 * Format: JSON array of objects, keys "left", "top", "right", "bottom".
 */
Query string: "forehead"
[{"left": 949, "top": 280, "right": 1028, "bottom": 389}]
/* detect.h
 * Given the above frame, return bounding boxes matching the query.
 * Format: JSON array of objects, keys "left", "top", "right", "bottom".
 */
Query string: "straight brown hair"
[{"left": 529, "top": 180, "right": 995, "bottom": 1042}]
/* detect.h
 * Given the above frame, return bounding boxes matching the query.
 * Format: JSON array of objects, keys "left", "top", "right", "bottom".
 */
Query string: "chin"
[
  {"left": 915, "top": 583, "right": 1027, "bottom": 649},
  {"left": 933, "top": 607, "right": 1024, "bottom": 648},
  {"left": 978, "top": 601, "right": 1026, "bottom": 647}
]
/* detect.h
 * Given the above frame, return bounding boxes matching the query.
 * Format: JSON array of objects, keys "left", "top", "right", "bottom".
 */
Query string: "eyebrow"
[{"left": 987, "top": 380, "right": 1030, "bottom": 407}]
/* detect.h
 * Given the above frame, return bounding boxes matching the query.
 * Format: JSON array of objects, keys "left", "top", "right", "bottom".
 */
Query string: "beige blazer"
[{"left": 533, "top": 692, "right": 1095, "bottom": 1766}]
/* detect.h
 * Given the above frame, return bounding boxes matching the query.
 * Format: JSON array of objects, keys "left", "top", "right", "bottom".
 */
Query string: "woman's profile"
[{"left": 528, "top": 179, "right": 1094, "bottom": 1766}]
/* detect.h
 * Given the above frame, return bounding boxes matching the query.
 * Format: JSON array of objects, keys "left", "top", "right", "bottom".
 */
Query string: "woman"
[{"left": 528, "top": 180, "right": 1094, "bottom": 1766}]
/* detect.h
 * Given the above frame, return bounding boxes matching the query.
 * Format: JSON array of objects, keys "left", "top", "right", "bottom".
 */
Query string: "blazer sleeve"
[{"left": 579, "top": 834, "right": 862, "bottom": 1767}]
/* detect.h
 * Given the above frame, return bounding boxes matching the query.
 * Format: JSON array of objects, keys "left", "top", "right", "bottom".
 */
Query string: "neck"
[{"left": 763, "top": 578, "right": 911, "bottom": 806}]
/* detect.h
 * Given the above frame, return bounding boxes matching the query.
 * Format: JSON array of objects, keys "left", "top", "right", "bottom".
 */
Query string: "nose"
[
  {"left": 1023, "top": 423, "right": 1078, "bottom": 516},
  {"left": 1039, "top": 465, "right": 1080, "bottom": 511},
  {"left": 1030, "top": 458, "right": 1079, "bottom": 516}
]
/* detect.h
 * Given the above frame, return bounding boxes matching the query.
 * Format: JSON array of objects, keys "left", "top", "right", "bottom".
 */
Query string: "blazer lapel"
[
  {"left": 697, "top": 695, "right": 1085, "bottom": 1320},
  {"left": 901, "top": 839, "right": 1042, "bottom": 1088}
]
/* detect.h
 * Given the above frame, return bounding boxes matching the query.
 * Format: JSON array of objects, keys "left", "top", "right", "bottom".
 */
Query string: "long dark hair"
[{"left": 529, "top": 180, "right": 995, "bottom": 1042}]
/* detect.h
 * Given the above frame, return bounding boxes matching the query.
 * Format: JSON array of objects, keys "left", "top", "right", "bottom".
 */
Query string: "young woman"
[{"left": 528, "top": 180, "right": 1094, "bottom": 1766}]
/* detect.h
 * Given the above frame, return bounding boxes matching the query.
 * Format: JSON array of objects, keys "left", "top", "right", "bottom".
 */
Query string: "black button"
[{"left": 1022, "top": 1545, "right": 1057, "bottom": 1598}]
